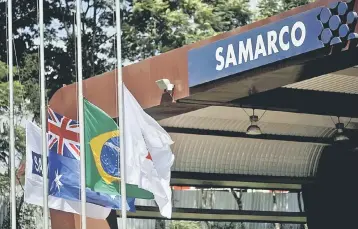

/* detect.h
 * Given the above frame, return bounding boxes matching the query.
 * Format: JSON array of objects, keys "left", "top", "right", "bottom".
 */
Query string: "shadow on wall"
[{"left": 302, "top": 140, "right": 358, "bottom": 229}]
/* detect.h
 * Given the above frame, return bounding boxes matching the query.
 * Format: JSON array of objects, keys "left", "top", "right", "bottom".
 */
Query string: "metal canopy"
[
  {"left": 169, "top": 133, "right": 324, "bottom": 178},
  {"left": 158, "top": 106, "right": 358, "bottom": 184},
  {"left": 232, "top": 73, "right": 358, "bottom": 118},
  {"left": 178, "top": 49, "right": 358, "bottom": 118},
  {"left": 165, "top": 54, "right": 358, "bottom": 184},
  {"left": 182, "top": 20, "right": 358, "bottom": 101}
]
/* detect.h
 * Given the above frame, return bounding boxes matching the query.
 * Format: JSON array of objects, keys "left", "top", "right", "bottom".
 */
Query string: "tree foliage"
[
  {"left": 122, "top": 0, "right": 251, "bottom": 60},
  {"left": 256, "top": 0, "right": 311, "bottom": 20},
  {"left": 282, "top": 0, "right": 311, "bottom": 11},
  {"left": 256, "top": 0, "right": 282, "bottom": 20},
  {"left": 0, "top": 58, "right": 41, "bottom": 228}
]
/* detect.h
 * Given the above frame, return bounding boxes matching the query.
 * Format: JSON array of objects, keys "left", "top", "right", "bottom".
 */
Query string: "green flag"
[{"left": 84, "top": 98, "right": 154, "bottom": 199}]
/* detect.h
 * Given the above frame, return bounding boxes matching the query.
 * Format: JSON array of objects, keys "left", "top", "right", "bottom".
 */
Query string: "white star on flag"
[{"left": 54, "top": 170, "right": 63, "bottom": 192}]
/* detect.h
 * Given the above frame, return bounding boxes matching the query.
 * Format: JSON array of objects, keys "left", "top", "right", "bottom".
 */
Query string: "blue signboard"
[{"left": 188, "top": 1, "right": 358, "bottom": 87}]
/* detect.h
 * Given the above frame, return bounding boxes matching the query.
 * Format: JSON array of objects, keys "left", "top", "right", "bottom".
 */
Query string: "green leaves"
[
  {"left": 282, "top": 0, "right": 311, "bottom": 11},
  {"left": 122, "top": 0, "right": 251, "bottom": 62},
  {"left": 0, "top": 58, "right": 38, "bottom": 121},
  {"left": 0, "top": 62, "right": 18, "bottom": 81},
  {"left": 0, "top": 61, "right": 8, "bottom": 80},
  {"left": 256, "top": 0, "right": 282, "bottom": 20},
  {"left": 256, "top": 0, "right": 311, "bottom": 20},
  {"left": 0, "top": 81, "right": 26, "bottom": 115}
]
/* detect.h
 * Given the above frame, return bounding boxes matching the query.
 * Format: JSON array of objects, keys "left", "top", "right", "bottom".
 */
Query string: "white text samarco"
[{"left": 215, "top": 21, "right": 306, "bottom": 71}]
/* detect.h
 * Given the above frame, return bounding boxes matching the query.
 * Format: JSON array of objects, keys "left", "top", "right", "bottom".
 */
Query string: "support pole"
[
  {"left": 39, "top": 0, "right": 49, "bottom": 227},
  {"left": 115, "top": 0, "right": 127, "bottom": 227},
  {"left": 8, "top": 0, "right": 16, "bottom": 228},
  {"left": 75, "top": 0, "right": 87, "bottom": 228}
]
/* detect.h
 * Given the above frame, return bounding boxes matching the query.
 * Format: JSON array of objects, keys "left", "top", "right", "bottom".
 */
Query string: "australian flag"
[
  {"left": 48, "top": 152, "right": 135, "bottom": 211},
  {"left": 47, "top": 108, "right": 136, "bottom": 212}
]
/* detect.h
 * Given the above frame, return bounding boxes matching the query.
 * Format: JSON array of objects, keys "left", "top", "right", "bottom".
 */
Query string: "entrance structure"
[{"left": 49, "top": 0, "right": 358, "bottom": 228}]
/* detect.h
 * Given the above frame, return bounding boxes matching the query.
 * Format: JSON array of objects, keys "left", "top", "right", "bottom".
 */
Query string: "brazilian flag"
[{"left": 84, "top": 98, "right": 154, "bottom": 199}]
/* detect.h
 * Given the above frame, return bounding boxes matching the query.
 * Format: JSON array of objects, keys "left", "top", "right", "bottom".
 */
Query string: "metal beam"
[
  {"left": 120, "top": 206, "right": 307, "bottom": 224},
  {"left": 170, "top": 178, "right": 302, "bottom": 191},
  {"left": 165, "top": 126, "right": 333, "bottom": 144},
  {"left": 171, "top": 172, "right": 314, "bottom": 186},
  {"left": 232, "top": 88, "right": 358, "bottom": 118}
]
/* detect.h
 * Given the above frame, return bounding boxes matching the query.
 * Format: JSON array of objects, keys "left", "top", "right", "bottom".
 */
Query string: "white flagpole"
[
  {"left": 115, "top": 0, "right": 127, "bottom": 227},
  {"left": 8, "top": 0, "right": 16, "bottom": 228},
  {"left": 76, "top": 0, "right": 87, "bottom": 228},
  {"left": 39, "top": 0, "right": 49, "bottom": 227}
]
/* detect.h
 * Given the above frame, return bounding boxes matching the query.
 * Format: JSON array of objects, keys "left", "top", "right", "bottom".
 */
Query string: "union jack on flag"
[{"left": 48, "top": 107, "right": 80, "bottom": 160}]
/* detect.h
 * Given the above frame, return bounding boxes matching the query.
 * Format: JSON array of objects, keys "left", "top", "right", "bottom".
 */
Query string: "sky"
[{"left": 249, "top": 0, "right": 259, "bottom": 9}]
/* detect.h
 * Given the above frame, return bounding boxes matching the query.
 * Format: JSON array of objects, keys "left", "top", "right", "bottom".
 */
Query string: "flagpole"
[
  {"left": 115, "top": 0, "right": 127, "bottom": 227},
  {"left": 39, "top": 0, "right": 49, "bottom": 226},
  {"left": 8, "top": 0, "right": 16, "bottom": 227},
  {"left": 76, "top": 0, "right": 87, "bottom": 228}
]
